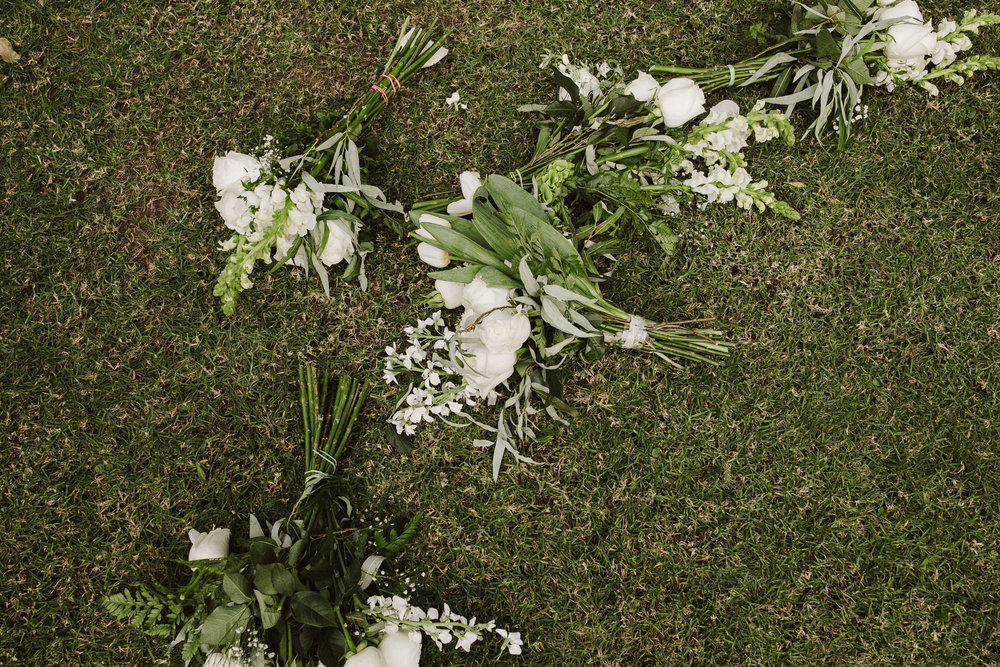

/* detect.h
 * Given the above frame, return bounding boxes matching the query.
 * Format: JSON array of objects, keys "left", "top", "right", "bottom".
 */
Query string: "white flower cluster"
[
  {"left": 386, "top": 273, "right": 535, "bottom": 435},
  {"left": 385, "top": 311, "right": 482, "bottom": 436},
  {"left": 203, "top": 627, "right": 273, "bottom": 667},
  {"left": 211, "top": 151, "right": 359, "bottom": 269},
  {"left": 365, "top": 595, "right": 524, "bottom": 655},
  {"left": 548, "top": 53, "right": 610, "bottom": 101},
  {"left": 873, "top": 1, "right": 979, "bottom": 94}
]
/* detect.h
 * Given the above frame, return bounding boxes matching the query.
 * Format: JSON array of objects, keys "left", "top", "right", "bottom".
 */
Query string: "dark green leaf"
[
  {"left": 383, "top": 424, "right": 413, "bottom": 455},
  {"left": 841, "top": 58, "right": 872, "bottom": 85},
  {"left": 815, "top": 29, "right": 839, "bottom": 61},
  {"left": 254, "top": 564, "right": 278, "bottom": 596},
  {"left": 222, "top": 572, "right": 253, "bottom": 605},
  {"left": 272, "top": 565, "right": 304, "bottom": 596},
  {"left": 255, "top": 590, "right": 282, "bottom": 630},
  {"left": 249, "top": 539, "right": 278, "bottom": 565},
  {"left": 291, "top": 592, "right": 338, "bottom": 628}
]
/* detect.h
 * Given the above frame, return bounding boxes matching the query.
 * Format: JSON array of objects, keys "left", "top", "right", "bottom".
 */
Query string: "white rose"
[
  {"left": 378, "top": 630, "right": 421, "bottom": 667},
  {"left": 343, "top": 646, "right": 388, "bottom": 667},
  {"left": 214, "top": 192, "right": 252, "bottom": 234},
  {"left": 435, "top": 280, "right": 466, "bottom": 309},
  {"left": 460, "top": 276, "right": 512, "bottom": 316},
  {"left": 885, "top": 22, "right": 938, "bottom": 59},
  {"left": 319, "top": 219, "right": 356, "bottom": 266},
  {"left": 203, "top": 654, "right": 241, "bottom": 667},
  {"left": 446, "top": 171, "right": 483, "bottom": 216},
  {"left": 873, "top": 0, "right": 923, "bottom": 22},
  {"left": 476, "top": 309, "right": 531, "bottom": 354},
  {"left": 655, "top": 78, "right": 706, "bottom": 128},
  {"left": 461, "top": 343, "right": 517, "bottom": 394},
  {"left": 187, "top": 527, "right": 230, "bottom": 560},
  {"left": 212, "top": 151, "right": 261, "bottom": 194},
  {"left": 623, "top": 71, "right": 660, "bottom": 102},
  {"left": 417, "top": 242, "right": 450, "bottom": 268}
]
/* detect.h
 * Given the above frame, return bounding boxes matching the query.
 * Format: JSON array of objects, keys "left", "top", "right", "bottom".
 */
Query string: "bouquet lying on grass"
[
  {"left": 103, "top": 366, "right": 522, "bottom": 665},
  {"left": 212, "top": 22, "right": 449, "bottom": 315},
  {"left": 384, "top": 176, "right": 731, "bottom": 479},
  {"left": 418, "top": 53, "right": 798, "bottom": 263},
  {"left": 652, "top": 0, "right": 1000, "bottom": 148}
]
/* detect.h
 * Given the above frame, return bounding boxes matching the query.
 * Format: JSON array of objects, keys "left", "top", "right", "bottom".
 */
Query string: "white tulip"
[
  {"left": 212, "top": 151, "right": 261, "bottom": 195},
  {"left": 655, "top": 78, "right": 706, "bottom": 128},
  {"left": 476, "top": 309, "right": 531, "bottom": 354},
  {"left": 446, "top": 171, "right": 483, "bottom": 216},
  {"left": 343, "top": 646, "right": 389, "bottom": 667},
  {"left": 378, "top": 630, "right": 422, "bottom": 667},
  {"left": 435, "top": 280, "right": 466, "bottom": 309},
  {"left": 874, "top": 0, "right": 923, "bottom": 22},
  {"left": 414, "top": 213, "right": 451, "bottom": 241},
  {"left": 885, "top": 22, "right": 938, "bottom": 59},
  {"left": 187, "top": 527, "right": 230, "bottom": 561},
  {"left": 417, "top": 242, "right": 450, "bottom": 268},
  {"left": 623, "top": 71, "right": 660, "bottom": 102}
]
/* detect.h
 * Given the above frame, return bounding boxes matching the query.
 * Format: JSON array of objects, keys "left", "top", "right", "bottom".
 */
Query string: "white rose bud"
[
  {"left": 319, "top": 219, "right": 356, "bottom": 266},
  {"left": 187, "top": 527, "right": 230, "bottom": 561},
  {"left": 417, "top": 242, "right": 450, "bottom": 268},
  {"left": 885, "top": 22, "right": 938, "bottom": 59},
  {"left": 212, "top": 151, "right": 261, "bottom": 195},
  {"left": 623, "top": 71, "right": 660, "bottom": 102},
  {"left": 377, "top": 630, "right": 422, "bottom": 667},
  {"left": 343, "top": 646, "right": 388, "bottom": 667},
  {"left": 435, "top": 280, "right": 466, "bottom": 309},
  {"left": 873, "top": 0, "right": 923, "bottom": 22},
  {"left": 655, "top": 78, "right": 707, "bottom": 128},
  {"left": 476, "top": 310, "right": 531, "bottom": 354},
  {"left": 460, "top": 276, "right": 512, "bottom": 316}
]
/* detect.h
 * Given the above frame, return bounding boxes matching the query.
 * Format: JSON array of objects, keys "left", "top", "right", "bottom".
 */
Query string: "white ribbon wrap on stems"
[{"left": 617, "top": 315, "right": 649, "bottom": 349}]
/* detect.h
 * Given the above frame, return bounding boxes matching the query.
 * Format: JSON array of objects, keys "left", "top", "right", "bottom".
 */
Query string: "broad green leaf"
[
  {"left": 816, "top": 29, "right": 839, "bottom": 60},
  {"left": 471, "top": 195, "right": 521, "bottom": 260},
  {"left": 418, "top": 225, "right": 517, "bottom": 279},
  {"left": 254, "top": 563, "right": 279, "bottom": 595},
  {"left": 427, "top": 264, "right": 480, "bottom": 284},
  {"left": 842, "top": 57, "right": 872, "bottom": 84},
  {"left": 255, "top": 590, "right": 282, "bottom": 630},
  {"left": 272, "top": 564, "right": 304, "bottom": 596},
  {"left": 199, "top": 604, "right": 250, "bottom": 645},
  {"left": 476, "top": 266, "right": 522, "bottom": 290},
  {"left": 290, "top": 591, "right": 338, "bottom": 628},
  {"left": 222, "top": 572, "right": 253, "bottom": 604}
]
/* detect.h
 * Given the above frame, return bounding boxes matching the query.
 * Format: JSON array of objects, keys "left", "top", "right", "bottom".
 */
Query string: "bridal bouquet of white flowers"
[
  {"left": 385, "top": 176, "right": 731, "bottom": 478},
  {"left": 103, "top": 367, "right": 522, "bottom": 665},
  {"left": 652, "top": 0, "right": 1000, "bottom": 148},
  {"left": 417, "top": 54, "right": 797, "bottom": 264},
  {"left": 212, "top": 21, "right": 449, "bottom": 315}
]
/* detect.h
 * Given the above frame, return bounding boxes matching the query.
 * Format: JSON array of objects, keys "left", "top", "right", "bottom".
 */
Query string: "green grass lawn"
[{"left": 3, "top": 0, "right": 1000, "bottom": 664}]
